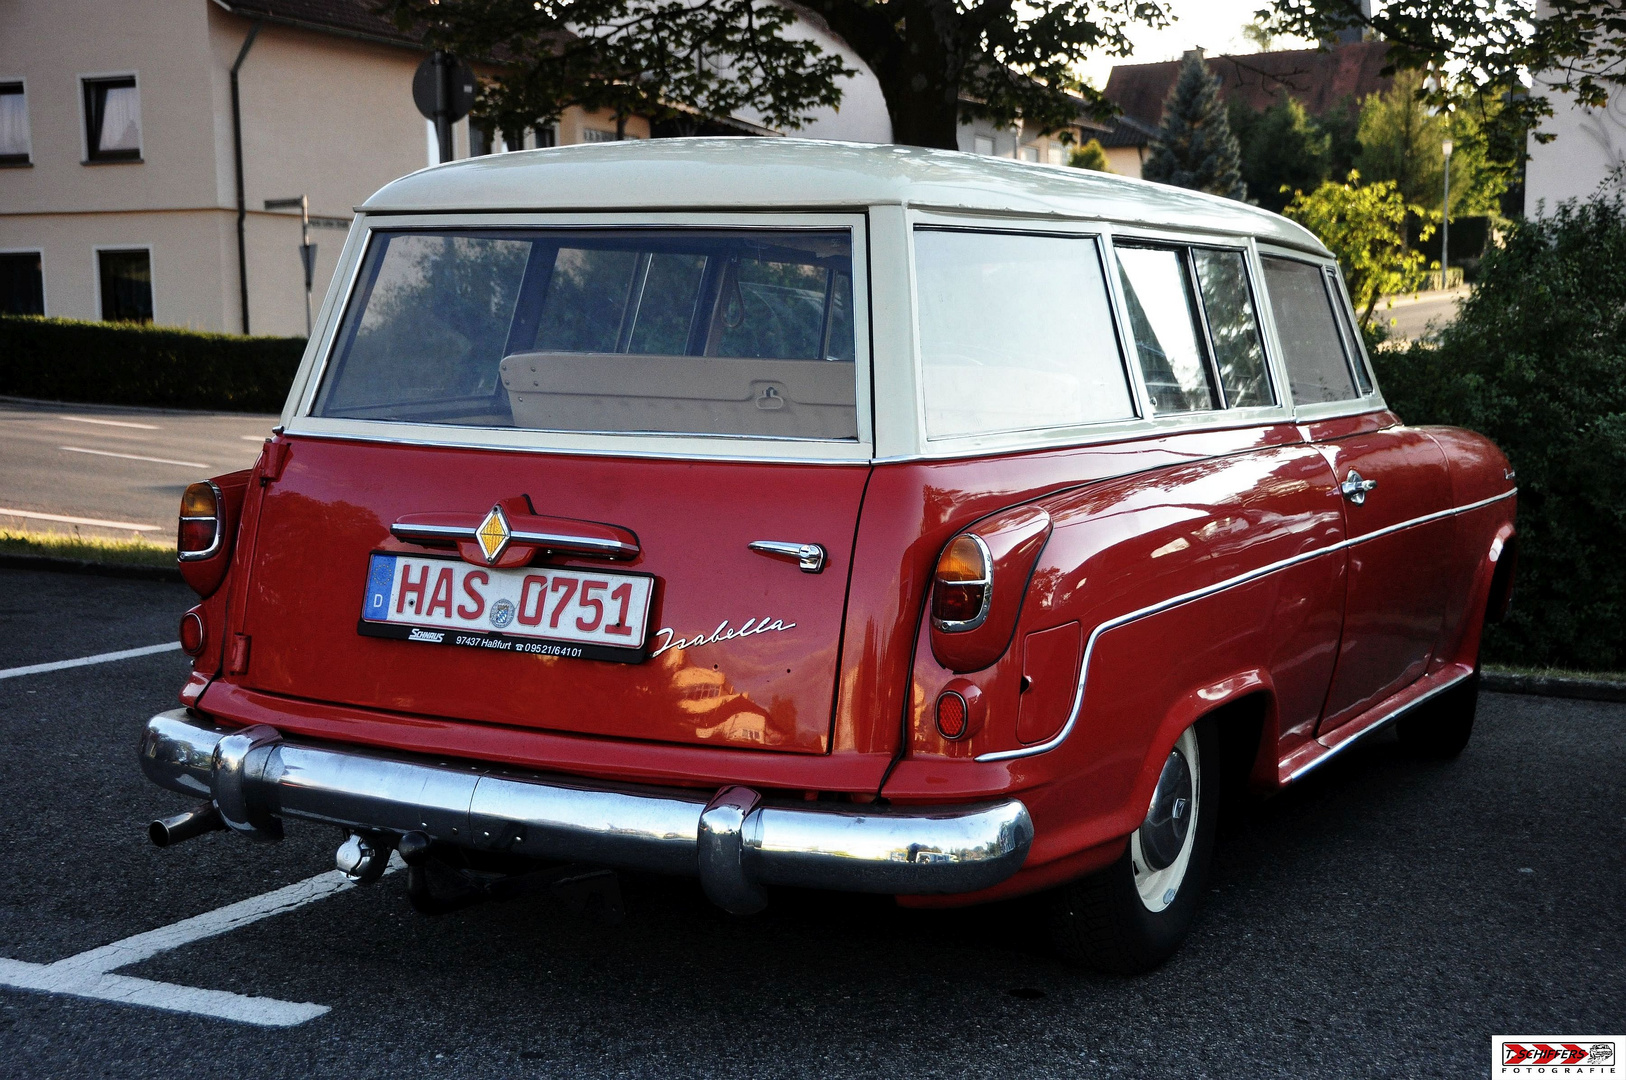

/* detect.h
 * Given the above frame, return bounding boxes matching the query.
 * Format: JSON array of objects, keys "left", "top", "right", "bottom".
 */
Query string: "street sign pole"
[
  {"left": 434, "top": 51, "right": 453, "bottom": 165},
  {"left": 414, "top": 53, "right": 475, "bottom": 166}
]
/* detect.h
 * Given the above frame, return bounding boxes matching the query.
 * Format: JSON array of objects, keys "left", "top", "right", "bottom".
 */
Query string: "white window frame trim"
[
  {"left": 279, "top": 210, "right": 877, "bottom": 465},
  {"left": 0, "top": 76, "right": 33, "bottom": 165},
  {"left": 900, "top": 209, "right": 1299, "bottom": 462},
  {"left": 1252, "top": 241, "right": 1388, "bottom": 423},
  {"left": 77, "top": 70, "right": 143, "bottom": 165},
  {"left": 0, "top": 246, "right": 47, "bottom": 315},
  {"left": 92, "top": 243, "right": 156, "bottom": 324}
]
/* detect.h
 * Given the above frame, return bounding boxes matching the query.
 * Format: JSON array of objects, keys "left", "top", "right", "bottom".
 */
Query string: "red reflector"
[
  {"left": 936, "top": 691, "right": 969, "bottom": 740},
  {"left": 179, "top": 610, "right": 206, "bottom": 656}
]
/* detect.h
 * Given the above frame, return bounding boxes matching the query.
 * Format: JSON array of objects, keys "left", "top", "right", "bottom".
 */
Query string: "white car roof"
[{"left": 360, "top": 138, "right": 1330, "bottom": 256}]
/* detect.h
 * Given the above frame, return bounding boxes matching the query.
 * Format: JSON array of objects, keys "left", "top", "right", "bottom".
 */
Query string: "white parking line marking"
[
  {"left": 60, "top": 415, "right": 161, "bottom": 430},
  {"left": 59, "top": 446, "right": 210, "bottom": 469},
  {"left": 241, "top": 434, "right": 269, "bottom": 442},
  {"left": 0, "top": 507, "right": 160, "bottom": 532},
  {"left": 0, "top": 642, "right": 182, "bottom": 680},
  {"left": 0, "top": 863, "right": 400, "bottom": 1027}
]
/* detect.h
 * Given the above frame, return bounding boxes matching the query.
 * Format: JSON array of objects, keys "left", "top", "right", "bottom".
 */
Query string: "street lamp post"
[
  {"left": 264, "top": 195, "right": 315, "bottom": 336},
  {"left": 1441, "top": 138, "right": 1453, "bottom": 290}
]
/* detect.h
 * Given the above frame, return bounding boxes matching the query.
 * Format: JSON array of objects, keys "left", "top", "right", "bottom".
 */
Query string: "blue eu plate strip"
[{"left": 362, "top": 554, "right": 397, "bottom": 621}]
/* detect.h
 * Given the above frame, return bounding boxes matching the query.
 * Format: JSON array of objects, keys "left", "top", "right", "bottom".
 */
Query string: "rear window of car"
[
  {"left": 313, "top": 228, "right": 859, "bottom": 440},
  {"left": 914, "top": 229, "right": 1134, "bottom": 439},
  {"left": 1261, "top": 255, "right": 1366, "bottom": 406}
]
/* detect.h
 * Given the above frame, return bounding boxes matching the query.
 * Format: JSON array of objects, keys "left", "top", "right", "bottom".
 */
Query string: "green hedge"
[
  {"left": 1373, "top": 194, "right": 1626, "bottom": 672},
  {"left": 0, "top": 316, "right": 305, "bottom": 413}
]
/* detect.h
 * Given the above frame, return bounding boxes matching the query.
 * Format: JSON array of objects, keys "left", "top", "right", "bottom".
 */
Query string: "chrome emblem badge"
[{"left": 476, "top": 504, "right": 511, "bottom": 565}]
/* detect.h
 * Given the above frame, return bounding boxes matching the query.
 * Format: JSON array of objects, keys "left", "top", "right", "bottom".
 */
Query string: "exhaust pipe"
[{"left": 149, "top": 801, "right": 226, "bottom": 847}]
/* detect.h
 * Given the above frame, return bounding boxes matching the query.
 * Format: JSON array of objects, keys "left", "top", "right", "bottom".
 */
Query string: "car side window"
[
  {"left": 1325, "top": 269, "right": 1374, "bottom": 396},
  {"left": 914, "top": 229, "right": 1135, "bottom": 439},
  {"left": 1192, "top": 249, "right": 1274, "bottom": 408},
  {"left": 1115, "top": 245, "right": 1219, "bottom": 414},
  {"left": 1261, "top": 255, "right": 1360, "bottom": 405}
]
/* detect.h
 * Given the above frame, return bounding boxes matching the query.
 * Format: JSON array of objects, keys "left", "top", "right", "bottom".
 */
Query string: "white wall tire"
[{"left": 1048, "top": 718, "right": 1218, "bottom": 974}]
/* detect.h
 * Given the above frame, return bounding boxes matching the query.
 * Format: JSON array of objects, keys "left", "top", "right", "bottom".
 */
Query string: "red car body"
[{"left": 143, "top": 141, "right": 1515, "bottom": 966}]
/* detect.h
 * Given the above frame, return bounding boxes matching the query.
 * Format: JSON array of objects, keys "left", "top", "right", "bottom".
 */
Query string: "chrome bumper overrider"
[{"left": 138, "top": 709, "right": 1033, "bottom": 913}]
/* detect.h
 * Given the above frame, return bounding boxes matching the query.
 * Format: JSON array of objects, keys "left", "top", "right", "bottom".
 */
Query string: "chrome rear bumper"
[{"left": 138, "top": 709, "right": 1033, "bottom": 912}]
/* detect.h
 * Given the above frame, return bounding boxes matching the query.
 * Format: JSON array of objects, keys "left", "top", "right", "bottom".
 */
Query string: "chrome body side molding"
[{"left": 976, "top": 487, "right": 1516, "bottom": 763}]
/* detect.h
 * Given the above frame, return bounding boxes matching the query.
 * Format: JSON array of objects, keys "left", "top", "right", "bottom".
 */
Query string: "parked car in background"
[{"left": 140, "top": 140, "right": 1517, "bottom": 972}]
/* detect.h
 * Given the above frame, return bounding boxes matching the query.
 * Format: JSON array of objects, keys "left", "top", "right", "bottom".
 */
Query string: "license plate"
[{"left": 358, "top": 553, "right": 655, "bottom": 663}]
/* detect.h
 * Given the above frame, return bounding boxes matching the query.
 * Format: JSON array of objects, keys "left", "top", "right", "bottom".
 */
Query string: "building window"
[
  {"left": 98, "top": 248, "right": 152, "bottom": 323},
  {"left": 0, "top": 252, "right": 44, "bottom": 314},
  {"left": 1047, "top": 145, "right": 1064, "bottom": 165},
  {"left": 579, "top": 128, "right": 617, "bottom": 143},
  {"left": 973, "top": 135, "right": 994, "bottom": 156},
  {"left": 83, "top": 75, "right": 142, "bottom": 162},
  {"left": 1018, "top": 145, "right": 1039, "bottom": 163},
  {"left": 0, "top": 83, "right": 30, "bottom": 165}
]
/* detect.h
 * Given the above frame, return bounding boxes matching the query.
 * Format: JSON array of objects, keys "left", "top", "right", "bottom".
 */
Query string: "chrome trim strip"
[
  {"left": 1284, "top": 666, "right": 1475, "bottom": 783},
  {"left": 975, "top": 487, "right": 1516, "bottom": 763},
  {"left": 931, "top": 533, "right": 994, "bottom": 633},
  {"left": 390, "top": 522, "right": 639, "bottom": 558},
  {"left": 176, "top": 481, "right": 224, "bottom": 562},
  {"left": 139, "top": 710, "right": 1034, "bottom": 902}
]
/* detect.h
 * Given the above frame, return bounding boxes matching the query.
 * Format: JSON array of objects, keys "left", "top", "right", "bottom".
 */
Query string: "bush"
[
  {"left": 0, "top": 316, "right": 305, "bottom": 412},
  {"left": 1373, "top": 195, "right": 1626, "bottom": 671}
]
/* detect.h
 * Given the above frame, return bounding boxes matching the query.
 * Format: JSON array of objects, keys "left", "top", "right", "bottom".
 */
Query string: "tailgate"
[{"left": 237, "top": 438, "right": 867, "bottom": 754}]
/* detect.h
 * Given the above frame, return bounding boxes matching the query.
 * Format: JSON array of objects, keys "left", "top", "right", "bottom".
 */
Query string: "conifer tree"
[{"left": 1143, "top": 53, "right": 1246, "bottom": 200}]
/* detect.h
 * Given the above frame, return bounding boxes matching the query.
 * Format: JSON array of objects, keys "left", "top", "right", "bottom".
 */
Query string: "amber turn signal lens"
[
  {"left": 179, "top": 610, "right": 206, "bottom": 656},
  {"left": 180, "top": 482, "right": 217, "bottom": 518},
  {"left": 932, "top": 534, "right": 991, "bottom": 629},
  {"left": 936, "top": 690, "right": 969, "bottom": 740}
]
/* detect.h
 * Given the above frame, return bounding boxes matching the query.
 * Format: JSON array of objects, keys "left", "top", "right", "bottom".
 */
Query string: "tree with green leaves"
[
  {"left": 1371, "top": 194, "right": 1626, "bottom": 670},
  {"left": 1142, "top": 52, "right": 1246, "bottom": 199},
  {"left": 383, "top": 0, "right": 1172, "bottom": 150},
  {"left": 1354, "top": 69, "right": 1507, "bottom": 218},
  {"left": 1231, "top": 93, "right": 1329, "bottom": 212},
  {"left": 1260, "top": 0, "right": 1626, "bottom": 165},
  {"left": 1283, "top": 171, "right": 1433, "bottom": 326},
  {"left": 1070, "top": 138, "right": 1111, "bottom": 171}
]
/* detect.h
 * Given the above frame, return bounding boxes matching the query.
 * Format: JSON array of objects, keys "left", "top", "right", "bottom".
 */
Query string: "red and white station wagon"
[{"left": 141, "top": 140, "right": 1517, "bottom": 972}]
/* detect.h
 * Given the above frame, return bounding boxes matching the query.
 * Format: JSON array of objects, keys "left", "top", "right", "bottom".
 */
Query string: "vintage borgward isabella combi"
[{"left": 141, "top": 139, "right": 1516, "bottom": 972}]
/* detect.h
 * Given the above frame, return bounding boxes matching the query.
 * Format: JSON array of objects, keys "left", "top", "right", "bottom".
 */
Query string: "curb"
[
  {"left": 0, "top": 552, "right": 183, "bottom": 583},
  {"left": 1481, "top": 670, "right": 1626, "bottom": 704}
]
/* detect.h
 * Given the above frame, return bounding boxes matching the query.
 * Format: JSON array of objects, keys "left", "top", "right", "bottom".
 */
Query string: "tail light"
[
  {"left": 178, "top": 482, "right": 223, "bottom": 560},
  {"left": 932, "top": 534, "right": 992, "bottom": 631}
]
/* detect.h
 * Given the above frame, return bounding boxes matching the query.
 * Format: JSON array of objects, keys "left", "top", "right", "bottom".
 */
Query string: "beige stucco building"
[{"left": 0, "top": 0, "right": 648, "bottom": 337}]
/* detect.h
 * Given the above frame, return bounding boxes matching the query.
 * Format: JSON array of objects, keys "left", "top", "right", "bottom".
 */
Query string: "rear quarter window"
[{"left": 913, "top": 229, "right": 1134, "bottom": 439}]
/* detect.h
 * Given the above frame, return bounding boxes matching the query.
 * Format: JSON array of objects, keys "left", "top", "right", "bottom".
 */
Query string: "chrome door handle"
[
  {"left": 1340, "top": 470, "right": 1377, "bottom": 506},
  {"left": 749, "top": 540, "right": 826, "bottom": 574}
]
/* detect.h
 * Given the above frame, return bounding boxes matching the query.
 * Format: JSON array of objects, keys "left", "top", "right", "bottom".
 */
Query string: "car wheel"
[
  {"left": 1048, "top": 718, "right": 1218, "bottom": 974},
  {"left": 1397, "top": 669, "right": 1479, "bottom": 759}
]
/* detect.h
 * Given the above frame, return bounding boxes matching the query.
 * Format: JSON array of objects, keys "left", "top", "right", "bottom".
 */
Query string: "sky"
[{"left": 1076, "top": 0, "right": 1318, "bottom": 88}]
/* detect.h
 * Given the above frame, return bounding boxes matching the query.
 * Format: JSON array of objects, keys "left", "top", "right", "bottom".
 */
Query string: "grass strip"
[{"left": 0, "top": 528, "right": 177, "bottom": 569}]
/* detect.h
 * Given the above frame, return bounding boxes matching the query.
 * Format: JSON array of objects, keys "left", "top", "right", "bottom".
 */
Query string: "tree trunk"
[{"left": 810, "top": 0, "right": 964, "bottom": 149}]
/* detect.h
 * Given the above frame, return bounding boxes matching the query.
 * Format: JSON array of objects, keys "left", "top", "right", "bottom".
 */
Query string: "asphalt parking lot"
[{"left": 0, "top": 566, "right": 1620, "bottom": 1079}]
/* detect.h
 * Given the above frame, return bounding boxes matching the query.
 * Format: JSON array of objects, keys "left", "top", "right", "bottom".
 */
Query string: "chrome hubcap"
[
  {"left": 1138, "top": 749, "right": 1192, "bottom": 872},
  {"left": 1129, "top": 726, "right": 1200, "bottom": 913}
]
